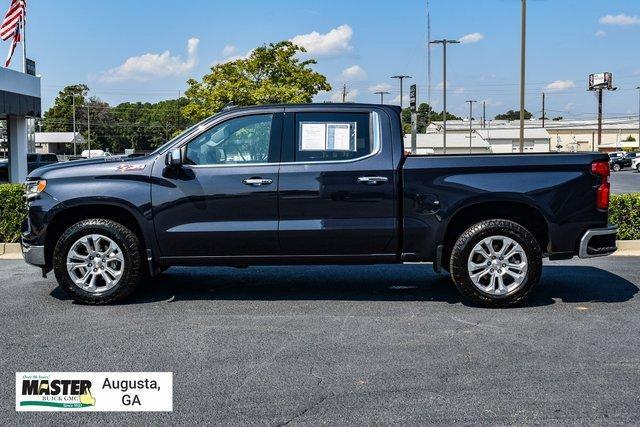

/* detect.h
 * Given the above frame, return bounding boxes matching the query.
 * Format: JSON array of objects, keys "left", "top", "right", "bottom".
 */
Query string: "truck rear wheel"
[
  {"left": 53, "top": 218, "right": 143, "bottom": 304},
  {"left": 449, "top": 219, "right": 542, "bottom": 307}
]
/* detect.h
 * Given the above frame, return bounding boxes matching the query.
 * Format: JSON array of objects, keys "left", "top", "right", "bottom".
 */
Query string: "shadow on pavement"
[{"left": 50, "top": 264, "right": 638, "bottom": 307}]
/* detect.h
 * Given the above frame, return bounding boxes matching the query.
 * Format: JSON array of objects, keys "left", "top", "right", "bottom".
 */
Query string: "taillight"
[{"left": 591, "top": 160, "right": 610, "bottom": 210}]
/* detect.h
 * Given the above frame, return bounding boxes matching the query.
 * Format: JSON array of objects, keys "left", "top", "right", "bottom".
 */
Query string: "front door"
[
  {"left": 152, "top": 111, "right": 283, "bottom": 259},
  {"left": 277, "top": 108, "right": 397, "bottom": 257}
]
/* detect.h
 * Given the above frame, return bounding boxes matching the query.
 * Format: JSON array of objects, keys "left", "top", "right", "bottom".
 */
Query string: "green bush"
[
  {"left": 0, "top": 184, "right": 26, "bottom": 243},
  {"left": 610, "top": 193, "right": 640, "bottom": 241}
]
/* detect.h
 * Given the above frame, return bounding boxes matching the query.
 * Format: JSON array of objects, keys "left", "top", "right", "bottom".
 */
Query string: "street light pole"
[
  {"left": 430, "top": 39, "right": 460, "bottom": 154},
  {"left": 636, "top": 86, "right": 640, "bottom": 145},
  {"left": 519, "top": 0, "right": 527, "bottom": 153},
  {"left": 375, "top": 91, "right": 390, "bottom": 104},
  {"left": 466, "top": 100, "right": 477, "bottom": 154},
  {"left": 391, "top": 75, "right": 412, "bottom": 110}
]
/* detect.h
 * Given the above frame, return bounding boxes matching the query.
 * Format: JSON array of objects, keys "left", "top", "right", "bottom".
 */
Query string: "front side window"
[
  {"left": 294, "top": 112, "right": 372, "bottom": 162},
  {"left": 185, "top": 114, "right": 274, "bottom": 165}
]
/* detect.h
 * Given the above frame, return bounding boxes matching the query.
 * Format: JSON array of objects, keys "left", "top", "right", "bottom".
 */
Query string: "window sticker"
[{"left": 299, "top": 122, "right": 357, "bottom": 151}]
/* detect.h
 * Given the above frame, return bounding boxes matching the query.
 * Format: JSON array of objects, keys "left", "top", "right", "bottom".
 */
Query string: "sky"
[{"left": 7, "top": 0, "right": 640, "bottom": 120}]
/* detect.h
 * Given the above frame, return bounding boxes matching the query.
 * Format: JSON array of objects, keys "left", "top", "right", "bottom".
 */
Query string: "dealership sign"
[{"left": 16, "top": 372, "right": 172, "bottom": 411}]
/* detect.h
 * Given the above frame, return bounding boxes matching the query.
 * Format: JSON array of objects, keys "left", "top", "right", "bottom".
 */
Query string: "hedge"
[
  {"left": 0, "top": 184, "right": 26, "bottom": 243},
  {"left": 609, "top": 193, "right": 640, "bottom": 241},
  {"left": 0, "top": 184, "right": 638, "bottom": 243}
]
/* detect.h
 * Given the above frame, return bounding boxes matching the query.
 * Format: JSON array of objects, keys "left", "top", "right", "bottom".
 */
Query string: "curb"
[
  {"left": 3, "top": 243, "right": 21, "bottom": 255},
  {"left": 616, "top": 240, "right": 640, "bottom": 251}
]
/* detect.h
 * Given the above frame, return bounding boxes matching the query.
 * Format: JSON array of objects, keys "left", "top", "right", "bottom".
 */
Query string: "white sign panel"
[
  {"left": 300, "top": 123, "right": 327, "bottom": 151},
  {"left": 16, "top": 372, "right": 173, "bottom": 412},
  {"left": 327, "top": 123, "right": 352, "bottom": 151}
]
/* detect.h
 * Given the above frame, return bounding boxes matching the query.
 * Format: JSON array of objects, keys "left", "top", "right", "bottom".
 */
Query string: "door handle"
[
  {"left": 243, "top": 177, "right": 273, "bottom": 186},
  {"left": 357, "top": 176, "right": 388, "bottom": 185}
]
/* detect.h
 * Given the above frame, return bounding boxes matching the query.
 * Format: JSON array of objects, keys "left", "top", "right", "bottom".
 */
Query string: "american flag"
[{"left": 1, "top": 0, "right": 25, "bottom": 67}]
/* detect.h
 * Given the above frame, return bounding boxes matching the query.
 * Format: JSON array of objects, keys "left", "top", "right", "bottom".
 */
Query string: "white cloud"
[
  {"left": 391, "top": 94, "right": 409, "bottom": 105},
  {"left": 100, "top": 38, "right": 199, "bottom": 82},
  {"left": 330, "top": 88, "right": 358, "bottom": 102},
  {"left": 454, "top": 87, "right": 465, "bottom": 95},
  {"left": 222, "top": 44, "right": 237, "bottom": 57},
  {"left": 435, "top": 80, "right": 448, "bottom": 89},
  {"left": 564, "top": 102, "right": 574, "bottom": 112},
  {"left": 459, "top": 32, "right": 484, "bottom": 44},
  {"left": 595, "top": 30, "right": 607, "bottom": 38},
  {"left": 340, "top": 65, "right": 367, "bottom": 81},
  {"left": 368, "top": 83, "right": 392, "bottom": 93},
  {"left": 545, "top": 80, "right": 575, "bottom": 91},
  {"left": 212, "top": 49, "right": 253, "bottom": 66},
  {"left": 290, "top": 24, "right": 353, "bottom": 56},
  {"left": 480, "top": 98, "right": 503, "bottom": 107},
  {"left": 599, "top": 13, "right": 640, "bottom": 26}
]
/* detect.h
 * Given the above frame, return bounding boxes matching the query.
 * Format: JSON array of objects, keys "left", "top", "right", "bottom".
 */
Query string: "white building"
[
  {"left": 35, "top": 132, "right": 85, "bottom": 155},
  {"left": 404, "top": 127, "right": 551, "bottom": 154}
]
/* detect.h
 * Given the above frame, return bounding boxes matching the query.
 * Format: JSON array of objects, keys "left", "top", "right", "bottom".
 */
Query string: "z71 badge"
[{"left": 116, "top": 164, "right": 146, "bottom": 172}]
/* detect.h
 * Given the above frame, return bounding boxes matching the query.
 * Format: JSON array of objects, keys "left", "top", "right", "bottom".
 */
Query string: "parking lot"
[
  {"left": 610, "top": 168, "right": 640, "bottom": 194},
  {"left": 1, "top": 255, "right": 639, "bottom": 424}
]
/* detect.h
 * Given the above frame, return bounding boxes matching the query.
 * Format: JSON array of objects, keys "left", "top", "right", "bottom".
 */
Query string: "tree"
[
  {"left": 400, "top": 103, "right": 461, "bottom": 134},
  {"left": 183, "top": 41, "right": 331, "bottom": 121},
  {"left": 43, "top": 84, "right": 89, "bottom": 133},
  {"left": 624, "top": 135, "right": 636, "bottom": 142},
  {"left": 494, "top": 109, "right": 532, "bottom": 120},
  {"left": 552, "top": 116, "right": 563, "bottom": 121}
]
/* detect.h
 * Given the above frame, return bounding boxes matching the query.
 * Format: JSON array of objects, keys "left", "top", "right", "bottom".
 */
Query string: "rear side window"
[
  {"left": 27, "top": 154, "right": 37, "bottom": 162},
  {"left": 294, "top": 112, "right": 371, "bottom": 162}
]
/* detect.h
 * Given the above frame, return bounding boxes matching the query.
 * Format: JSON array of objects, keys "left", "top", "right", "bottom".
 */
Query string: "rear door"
[{"left": 277, "top": 107, "right": 397, "bottom": 257}]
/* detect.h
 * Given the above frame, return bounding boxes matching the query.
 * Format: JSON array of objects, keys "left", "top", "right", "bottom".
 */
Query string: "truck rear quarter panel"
[{"left": 402, "top": 153, "right": 609, "bottom": 261}]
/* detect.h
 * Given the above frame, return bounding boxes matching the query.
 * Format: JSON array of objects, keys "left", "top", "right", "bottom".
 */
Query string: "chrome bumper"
[
  {"left": 21, "top": 242, "right": 45, "bottom": 266},
  {"left": 578, "top": 226, "right": 618, "bottom": 258}
]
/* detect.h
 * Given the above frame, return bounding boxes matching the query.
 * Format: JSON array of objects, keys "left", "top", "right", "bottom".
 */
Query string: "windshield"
[{"left": 152, "top": 113, "right": 221, "bottom": 155}]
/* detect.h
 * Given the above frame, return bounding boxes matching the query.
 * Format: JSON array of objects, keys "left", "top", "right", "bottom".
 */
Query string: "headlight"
[{"left": 25, "top": 179, "right": 47, "bottom": 200}]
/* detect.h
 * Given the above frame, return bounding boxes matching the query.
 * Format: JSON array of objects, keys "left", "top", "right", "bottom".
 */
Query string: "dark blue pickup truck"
[{"left": 21, "top": 103, "right": 617, "bottom": 306}]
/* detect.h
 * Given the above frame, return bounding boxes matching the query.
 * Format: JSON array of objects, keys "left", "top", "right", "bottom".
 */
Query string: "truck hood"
[{"left": 27, "top": 155, "right": 153, "bottom": 180}]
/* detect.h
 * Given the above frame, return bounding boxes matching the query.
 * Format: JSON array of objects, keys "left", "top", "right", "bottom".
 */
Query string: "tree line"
[{"left": 41, "top": 40, "right": 533, "bottom": 153}]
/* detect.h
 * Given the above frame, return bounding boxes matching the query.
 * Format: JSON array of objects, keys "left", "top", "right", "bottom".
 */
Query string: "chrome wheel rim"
[
  {"left": 467, "top": 235, "right": 528, "bottom": 297},
  {"left": 66, "top": 234, "right": 125, "bottom": 293}
]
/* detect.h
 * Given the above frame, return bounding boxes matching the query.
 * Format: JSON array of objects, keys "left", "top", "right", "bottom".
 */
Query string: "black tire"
[
  {"left": 636, "top": 164, "right": 640, "bottom": 173},
  {"left": 53, "top": 218, "right": 143, "bottom": 304},
  {"left": 449, "top": 219, "right": 542, "bottom": 308},
  {"left": 612, "top": 163, "right": 621, "bottom": 172}
]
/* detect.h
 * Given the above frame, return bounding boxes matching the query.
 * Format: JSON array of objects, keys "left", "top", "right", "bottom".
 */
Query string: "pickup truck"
[{"left": 21, "top": 103, "right": 618, "bottom": 307}]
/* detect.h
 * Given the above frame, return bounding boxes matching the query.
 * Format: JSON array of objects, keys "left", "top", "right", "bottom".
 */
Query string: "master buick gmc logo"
[{"left": 19, "top": 377, "right": 96, "bottom": 409}]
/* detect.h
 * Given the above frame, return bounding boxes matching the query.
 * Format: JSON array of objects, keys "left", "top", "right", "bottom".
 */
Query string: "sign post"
[{"left": 410, "top": 84, "right": 417, "bottom": 155}]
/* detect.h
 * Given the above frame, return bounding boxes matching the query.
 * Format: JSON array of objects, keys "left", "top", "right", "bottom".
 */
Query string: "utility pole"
[
  {"left": 519, "top": 0, "right": 527, "bottom": 153},
  {"left": 636, "top": 86, "right": 640, "bottom": 145},
  {"left": 482, "top": 101, "right": 486, "bottom": 128},
  {"left": 87, "top": 105, "right": 91, "bottom": 158},
  {"left": 430, "top": 39, "right": 460, "bottom": 154},
  {"left": 541, "top": 92, "right": 545, "bottom": 128},
  {"left": 342, "top": 84, "right": 348, "bottom": 103},
  {"left": 72, "top": 94, "right": 77, "bottom": 156},
  {"left": 466, "top": 100, "right": 477, "bottom": 154},
  {"left": 375, "top": 91, "right": 390, "bottom": 104},
  {"left": 391, "top": 75, "right": 412, "bottom": 110},
  {"left": 427, "top": 0, "right": 432, "bottom": 127}
]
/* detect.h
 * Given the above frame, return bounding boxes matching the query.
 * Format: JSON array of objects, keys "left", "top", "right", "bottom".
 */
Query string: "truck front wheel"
[
  {"left": 53, "top": 218, "right": 143, "bottom": 304},
  {"left": 449, "top": 219, "right": 542, "bottom": 307}
]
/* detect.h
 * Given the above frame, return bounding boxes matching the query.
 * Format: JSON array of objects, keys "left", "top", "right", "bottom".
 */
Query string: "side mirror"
[{"left": 165, "top": 148, "right": 183, "bottom": 167}]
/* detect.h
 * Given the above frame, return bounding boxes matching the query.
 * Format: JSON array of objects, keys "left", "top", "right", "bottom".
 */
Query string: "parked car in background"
[
  {"left": 0, "top": 153, "right": 58, "bottom": 181},
  {"left": 632, "top": 157, "right": 640, "bottom": 173},
  {"left": 609, "top": 152, "right": 631, "bottom": 172},
  {"left": 80, "top": 149, "right": 112, "bottom": 158},
  {"left": 22, "top": 103, "right": 617, "bottom": 307}
]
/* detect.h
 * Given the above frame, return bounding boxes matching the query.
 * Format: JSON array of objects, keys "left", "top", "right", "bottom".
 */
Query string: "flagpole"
[{"left": 21, "top": 3, "right": 26, "bottom": 73}]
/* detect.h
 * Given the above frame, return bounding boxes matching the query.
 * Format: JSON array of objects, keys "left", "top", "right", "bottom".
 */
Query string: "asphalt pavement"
[
  {"left": 1, "top": 256, "right": 639, "bottom": 424},
  {"left": 610, "top": 168, "right": 640, "bottom": 194}
]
